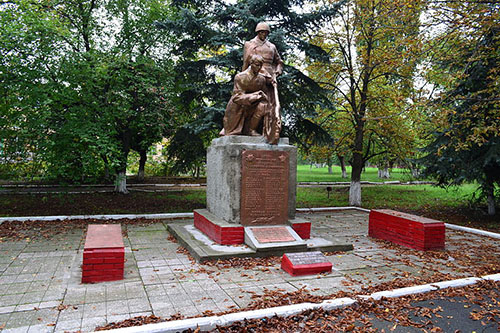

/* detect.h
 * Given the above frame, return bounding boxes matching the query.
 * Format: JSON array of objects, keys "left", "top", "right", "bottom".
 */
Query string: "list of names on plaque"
[
  {"left": 286, "top": 251, "right": 328, "bottom": 266},
  {"left": 241, "top": 150, "right": 289, "bottom": 225}
]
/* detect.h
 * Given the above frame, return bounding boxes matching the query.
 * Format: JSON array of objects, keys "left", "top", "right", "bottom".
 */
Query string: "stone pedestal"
[
  {"left": 176, "top": 135, "right": 352, "bottom": 261},
  {"left": 206, "top": 136, "right": 297, "bottom": 224}
]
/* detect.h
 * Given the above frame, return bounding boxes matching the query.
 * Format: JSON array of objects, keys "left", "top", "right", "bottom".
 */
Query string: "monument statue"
[{"left": 221, "top": 22, "right": 284, "bottom": 144}]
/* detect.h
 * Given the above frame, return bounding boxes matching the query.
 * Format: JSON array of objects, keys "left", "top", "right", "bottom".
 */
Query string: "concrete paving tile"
[
  {"left": 0, "top": 294, "right": 22, "bottom": 306},
  {"left": 41, "top": 290, "right": 65, "bottom": 302},
  {"left": 106, "top": 313, "right": 131, "bottom": 324},
  {"left": 14, "top": 274, "right": 35, "bottom": 284},
  {"left": 58, "top": 306, "right": 84, "bottom": 322},
  {"left": 127, "top": 298, "right": 151, "bottom": 313},
  {"left": 105, "top": 285, "right": 127, "bottom": 302},
  {"left": 106, "top": 300, "right": 129, "bottom": 316},
  {"left": 29, "top": 308, "right": 59, "bottom": 325},
  {"left": 19, "top": 292, "right": 45, "bottom": 305},
  {"left": 83, "top": 302, "right": 106, "bottom": 317},
  {"left": 54, "top": 319, "right": 81, "bottom": 332},
  {"left": 27, "top": 324, "right": 54, "bottom": 333},
  {"left": 27, "top": 281, "right": 50, "bottom": 293},
  {"left": 80, "top": 316, "right": 106, "bottom": 332},
  {"left": 151, "top": 306, "right": 179, "bottom": 318},
  {"left": 5, "top": 311, "right": 36, "bottom": 329},
  {"left": 288, "top": 275, "right": 348, "bottom": 292},
  {"left": 0, "top": 306, "right": 16, "bottom": 314},
  {"left": 38, "top": 301, "right": 60, "bottom": 309},
  {"left": 328, "top": 253, "right": 383, "bottom": 271},
  {"left": 173, "top": 306, "right": 200, "bottom": 317},
  {"left": 2, "top": 326, "right": 30, "bottom": 333},
  {"left": 0, "top": 311, "right": 11, "bottom": 324},
  {"left": 6, "top": 282, "right": 32, "bottom": 295},
  {"left": 162, "top": 283, "right": 184, "bottom": 295},
  {"left": 128, "top": 311, "right": 153, "bottom": 318},
  {"left": 82, "top": 288, "right": 105, "bottom": 304},
  {"left": 15, "top": 303, "right": 40, "bottom": 312},
  {"left": 144, "top": 284, "right": 167, "bottom": 297}
]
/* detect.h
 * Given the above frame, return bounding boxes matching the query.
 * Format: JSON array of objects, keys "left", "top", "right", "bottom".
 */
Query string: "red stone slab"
[
  {"left": 281, "top": 252, "right": 332, "bottom": 276},
  {"left": 240, "top": 150, "right": 289, "bottom": 226},
  {"left": 290, "top": 222, "right": 311, "bottom": 239},
  {"left": 194, "top": 209, "right": 244, "bottom": 245},
  {"left": 251, "top": 227, "right": 295, "bottom": 243},
  {"left": 84, "top": 224, "right": 124, "bottom": 249}
]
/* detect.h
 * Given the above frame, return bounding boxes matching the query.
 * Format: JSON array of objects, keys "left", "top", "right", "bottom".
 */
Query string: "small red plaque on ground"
[
  {"left": 251, "top": 227, "right": 295, "bottom": 243},
  {"left": 281, "top": 251, "right": 332, "bottom": 276}
]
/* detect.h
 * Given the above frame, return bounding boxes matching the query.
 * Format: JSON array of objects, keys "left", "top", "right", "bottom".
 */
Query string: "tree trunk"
[
  {"left": 327, "top": 155, "right": 332, "bottom": 174},
  {"left": 338, "top": 155, "right": 347, "bottom": 178},
  {"left": 349, "top": 124, "right": 364, "bottom": 206},
  {"left": 486, "top": 182, "right": 496, "bottom": 216},
  {"left": 138, "top": 149, "right": 147, "bottom": 181},
  {"left": 114, "top": 129, "right": 131, "bottom": 194},
  {"left": 411, "top": 168, "right": 420, "bottom": 178},
  {"left": 349, "top": 180, "right": 361, "bottom": 206},
  {"left": 114, "top": 170, "right": 129, "bottom": 194},
  {"left": 378, "top": 167, "right": 390, "bottom": 179}
]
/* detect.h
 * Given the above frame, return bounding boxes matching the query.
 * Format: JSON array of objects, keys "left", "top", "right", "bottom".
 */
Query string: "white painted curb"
[
  {"left": 0, "top": 213, "right": 193, "bottom": 223},
  {"left": 296, "top": 206, "right": 371, "bottom": 213},
  {"left": 98, "top": 274, "right": 500, "bottom": 333},
  {"left": 445, "top": 223, "right": 500, "bottom": 240},
  {"left": 0, "top": 207, "right": 370, "bottom": 223}
]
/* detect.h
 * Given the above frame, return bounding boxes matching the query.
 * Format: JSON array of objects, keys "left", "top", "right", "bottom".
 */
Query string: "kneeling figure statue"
[{"left": 221, "top": 22, "right": 282, "bottom": 144}]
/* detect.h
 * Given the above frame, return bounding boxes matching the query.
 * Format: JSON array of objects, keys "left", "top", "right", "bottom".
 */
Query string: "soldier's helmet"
[{"left": 255, "top": 22, "right": 271, "bottom": 32}]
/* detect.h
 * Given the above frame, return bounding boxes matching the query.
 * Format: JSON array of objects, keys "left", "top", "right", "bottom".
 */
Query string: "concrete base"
[{"left": 169, "top": 221, "right": 353, "bottom": 262}]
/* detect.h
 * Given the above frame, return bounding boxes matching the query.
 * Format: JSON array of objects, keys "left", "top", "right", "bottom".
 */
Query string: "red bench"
[
  {"left": 82, "top": 224, "right": 125, "bottom": 283},
  {"left": 369, "top": 209, "right": 445, "bottom": 251}
]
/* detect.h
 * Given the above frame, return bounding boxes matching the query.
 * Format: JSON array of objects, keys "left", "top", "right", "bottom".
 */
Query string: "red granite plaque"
[
  {"left": 281, "top": 251, "right": 332, "bottom": 276},
  {"left": 241, "top": 150, "right": 289, "bottom": 226},
  {"left": 251, "top": 227, "right": 295, "bottom": 243}
]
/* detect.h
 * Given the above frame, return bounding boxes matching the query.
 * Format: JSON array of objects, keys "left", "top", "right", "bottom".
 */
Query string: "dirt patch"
[{"left": 0, "top": 192, "right": 204, "bottom": 217}]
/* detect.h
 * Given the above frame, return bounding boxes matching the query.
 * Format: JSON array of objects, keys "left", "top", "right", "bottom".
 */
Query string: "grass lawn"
[
  {"left": 296, "top": 184, "right": 477, "bottom": 210},
  {"left": 297, "top": 164, "right": 421, "bottom": 183}
]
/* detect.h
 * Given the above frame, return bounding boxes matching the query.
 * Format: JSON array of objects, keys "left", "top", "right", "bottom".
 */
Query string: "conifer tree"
[{"left": 156, "top": 0, "right": 345, "bottom": 171}]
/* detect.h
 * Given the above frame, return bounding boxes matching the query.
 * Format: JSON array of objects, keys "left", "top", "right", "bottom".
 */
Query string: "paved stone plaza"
[{"left": 0, "top": 209, "right": 499, "bottom": 332}]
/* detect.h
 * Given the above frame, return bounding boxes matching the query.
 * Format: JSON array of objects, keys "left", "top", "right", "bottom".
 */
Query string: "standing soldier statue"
[{"left": 221, "top": 22, "right": 284, "bottom": 144}]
